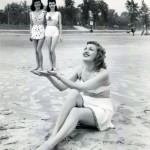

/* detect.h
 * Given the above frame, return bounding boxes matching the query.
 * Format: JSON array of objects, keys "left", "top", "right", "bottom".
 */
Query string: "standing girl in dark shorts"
[{"left": 30, "top": 0, "right": 46, "bottom": 72}]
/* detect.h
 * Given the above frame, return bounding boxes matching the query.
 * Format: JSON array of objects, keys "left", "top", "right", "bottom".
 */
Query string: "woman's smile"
[{"left": 83, "top": 52, "right": 90, "bottom": 57}]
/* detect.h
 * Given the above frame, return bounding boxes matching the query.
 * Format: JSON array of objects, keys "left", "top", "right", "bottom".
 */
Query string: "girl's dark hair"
[
  {"left": 46, "top": 0, "right": 58, "bottom": 12},
  {"left": 30, "top": 0, "right": 44, "bottom": 11},
  {"left": 87, "top": 41, "right": 107, "bottom": 70}
]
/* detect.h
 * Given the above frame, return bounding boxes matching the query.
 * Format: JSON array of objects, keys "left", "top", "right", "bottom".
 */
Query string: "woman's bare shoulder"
[
  {"left": 97, "top": 68, "right": 109, "bottom": 78},
  {"left": 97, "top": 68, "right": 110, "bottom": 84},
  {"left": 74, "top": 65, "right": 84, "bottom": 79}
]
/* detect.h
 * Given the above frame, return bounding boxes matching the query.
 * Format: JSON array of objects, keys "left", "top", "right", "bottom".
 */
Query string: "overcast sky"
[{"left": 1, "top": 0, "right": 150, "bottom": 15}]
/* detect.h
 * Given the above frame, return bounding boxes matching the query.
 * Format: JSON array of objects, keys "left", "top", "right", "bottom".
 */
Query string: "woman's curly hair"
[
  {"left": 46, "top": 0, "right": 58, "bottom": 12},
  {"left": 30, "top": 0, "right": 44, "bottom": 11},
  {"left": 87, "top": 41, "right": 107, "bottom": 71}
]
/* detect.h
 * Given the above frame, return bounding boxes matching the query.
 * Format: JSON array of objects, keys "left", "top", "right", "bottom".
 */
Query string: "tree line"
[{"left": 0, "top": 0, "right": 149, "bottom": 30}]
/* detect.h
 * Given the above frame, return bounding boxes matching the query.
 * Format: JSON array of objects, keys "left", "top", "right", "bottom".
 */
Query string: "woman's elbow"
[
  {"left": 59, "top": 88, "right": 64, "bottom": 92},
  {"left": 58, "top": 87, "right": 67, "bottom": 91}
]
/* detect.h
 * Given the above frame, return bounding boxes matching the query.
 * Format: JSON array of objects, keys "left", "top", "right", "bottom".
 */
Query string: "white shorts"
[
  {"left": 81, "top": 93, "right": 114, "bottom": 131},
  {"left": 31, "top": 25, "right": 45, "bottom": 40},
  {"left": 45, "top": 26, "right": 59, "bottom": 37}
]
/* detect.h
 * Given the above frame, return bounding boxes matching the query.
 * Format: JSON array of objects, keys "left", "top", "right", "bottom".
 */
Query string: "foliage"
[
  {"left": 1, "top": 0, "right": 29, "bottom": 25},
  {"left": 65, "top": 0, "right": 75, "bottom": 7},
  {"left": 139, "top": 0, "right": 150, "bottom": 32},
  {"left": 62, "top": 0, "right": 76, "bottom": 26},
  {"left": 79, "top": 0, "right": 108, "bottom": 28},
  {"left": 126, "top": 0, "right": 139, "bottom": 26},
  {"left": 0, "top": 0, "right": 149, "bottom": 29}
]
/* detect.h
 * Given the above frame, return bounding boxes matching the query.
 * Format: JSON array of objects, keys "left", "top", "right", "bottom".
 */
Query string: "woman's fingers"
[
  {"left": 39, "top": 71, "right": 49, "bottom": 76},
  {"left": 47, "top": 70, "right": 57, "bottom": 76},
  {"left": 31, "top": 70, "right": 40, "bottom": 76},
  {"left": 31, "top": 70, "right": 58, "bottom": 77}
]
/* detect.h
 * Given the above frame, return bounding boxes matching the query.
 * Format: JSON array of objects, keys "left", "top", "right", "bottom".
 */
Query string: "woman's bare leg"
[
  {"left": 38, "top": 107, "right": 96, "bottom": 150},
  {"left": 32, "top": 40, "right": 40, "bottom": 71},
  {"left": 37, "top": 38, "right": 45, "bottom": 71},
  {"left": 51, "top": 90, "right": 83, "bottom": 137},
  {"left": 51, "top": 36, "right": 59, "bottom": 69},
  {"left": 46, "top": 36, "right": 52, "bottom": 70}
]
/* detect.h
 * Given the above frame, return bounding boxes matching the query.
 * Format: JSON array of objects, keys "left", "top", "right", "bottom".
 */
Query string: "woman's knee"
[
  {"left": 67, "top": 89, "right": 80, "bottom": 100},
  {"left": 37, "top": 48, "right": 42, "bottom": 54},
  {"left": 51, "top": 50, "right": 55, "bottom": 56},
  {"left": 69, "top": 107, "right": 79, "bottom": 120},
  {"left": 49, "top": 51, "right": 52, "bottom": 55}
]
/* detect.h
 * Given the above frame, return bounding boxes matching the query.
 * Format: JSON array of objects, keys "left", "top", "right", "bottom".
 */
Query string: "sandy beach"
[{"left": 0, "top": 32, "right": 150, "bottom": 150}]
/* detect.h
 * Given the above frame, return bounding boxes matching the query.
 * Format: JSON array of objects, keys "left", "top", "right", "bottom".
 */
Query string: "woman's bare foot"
[
  {"left": 37, "top": 141, "right": 55, "bottom": 150},
  {"left": 31, "top": 66, "right": 40, "bottom": 72},
  {"left": 37, "top": 67, "right": 43, "bottom": 72},
  {"left": 47, "top": 68, "right": 54, "bottom": 72},
  {"left": 31, "top": 70, "right": 40, "bottom": 75},
  {"left": 53, "top": 67, "right": 58, "bottom": 71}
]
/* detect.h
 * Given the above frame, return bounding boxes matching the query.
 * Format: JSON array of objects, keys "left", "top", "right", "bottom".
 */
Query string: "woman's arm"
[
  {"left": 29, "top": 12, "right": 33, "bottom": 37},
  {"left": 44, "top": 11, "right": 47, "bottom": 28},
  {"left": 58, "top": 12, "right": 62, "bottom": 41},
  {"left": 39, "top": 66, "right": 83, "bottom": 91},
  {"left": 53, "top": 69, "right": 109, "bottom": 92}
]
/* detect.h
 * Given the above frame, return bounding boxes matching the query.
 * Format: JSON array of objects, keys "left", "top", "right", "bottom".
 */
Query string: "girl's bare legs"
[
  {"left": 38, "top": 107, "right": 96, "bottom": 150},
  {"left": 46, "top": 36, "right": 53, "bottom": 70},
  {"left": 32, "top": 40, "right": 40, "bottom": 71},
  {"left": 51, "top": 90, "right": 83, "bottom": 137},
  {"left": 37, "top": 38, "right": 45, "bottom": 71},
  {"left": 51, "top": 36, "right": 59, "bottom": 70}
]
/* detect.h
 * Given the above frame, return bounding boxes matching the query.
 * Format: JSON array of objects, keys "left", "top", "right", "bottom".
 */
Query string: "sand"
[{"left": 0, "top": 32, "right": 150, "bottom": 150}]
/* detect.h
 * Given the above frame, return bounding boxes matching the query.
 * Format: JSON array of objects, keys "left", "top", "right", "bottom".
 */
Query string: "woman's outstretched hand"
[
  {"left": 38, "top": 71, "right": 50, "bottom": 77},
  {"left": 47, "top": 70, "right": 58, "bottom": 77},
  {"left": 31, "top": 70, "right": 49, "bottom": 77},
  {"left": 31, "top": 70, "right": 60, "bottom": 79}
]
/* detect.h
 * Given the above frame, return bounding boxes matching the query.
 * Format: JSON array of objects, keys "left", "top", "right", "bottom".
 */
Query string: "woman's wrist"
[{"left": 56, "top": 74, "right": 61, "bottom": 80}]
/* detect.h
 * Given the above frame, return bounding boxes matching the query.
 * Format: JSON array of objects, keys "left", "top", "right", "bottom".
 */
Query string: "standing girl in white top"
[
  {"left": 45, "top": 0, "right": 62, "bottom": 71},
  {"left": 30, "top": 0, "right": 46, "bottom": 72}
]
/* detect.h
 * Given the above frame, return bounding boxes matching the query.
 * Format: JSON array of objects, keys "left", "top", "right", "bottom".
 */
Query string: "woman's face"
[
  {"left": 34, "top": 1, "right": 41, "bottom": 10},
  {"left": 83, "top": 44, "right": 97, "bottom": 62},
  {"left": 49, "top": 2, "right": 56, "bottom": 10}
]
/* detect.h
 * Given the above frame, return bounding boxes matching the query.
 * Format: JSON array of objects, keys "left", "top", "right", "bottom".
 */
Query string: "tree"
[
  {"left": 79, "top": 0, "right": 109, "bottom": 28},
  {"left": 3, "top": 2, "right": 29, "bottom": 25},
  {"left": 0, "top": 10, "right": 5, "bottom": 24},
  {"left": 119, "top": 11, "right": 130, "bottom": 27},
  {"left": 140, "top": 0, "right": 150, "bottom": 34},
  {"left": 107, "top": 9, "right": 117, "bottom": 26},
  {"left": 21, "top": 0, "right": 30, "bottom": 25},
  {"left": 64, "top": 0, "right": 76, "bottom": 26},
  {"left": 79, "top": 0, "right": 92, "bottom": 25},
  {"left": 126, "top": 0, "right": 139, "bottom": 26},
  {"left": 65, "top": 0, "right": 74, "bottom": 7},
  {"left": 97, "top": 0, "right": 109, "bottom": 28}
]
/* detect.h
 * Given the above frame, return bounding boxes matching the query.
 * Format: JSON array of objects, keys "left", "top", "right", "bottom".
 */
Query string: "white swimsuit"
[
  {"left": 80, "top": 79, "right": 114, "bottom": 131},
  {"left": 45, "top": 11, "right": 59, "bottom": 37}
]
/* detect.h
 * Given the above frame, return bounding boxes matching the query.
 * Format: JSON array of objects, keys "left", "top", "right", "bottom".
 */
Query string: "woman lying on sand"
[{"left": 33, "top": 41, "right": 114, "bottom": 150}]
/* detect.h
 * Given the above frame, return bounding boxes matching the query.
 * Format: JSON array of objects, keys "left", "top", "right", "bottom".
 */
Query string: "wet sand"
[{"left": 0, "top": 32, "right": 150, "bottom": 150}]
